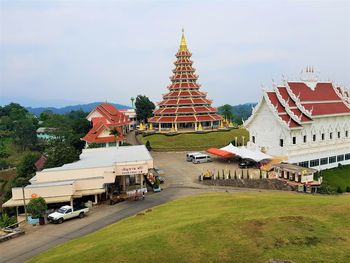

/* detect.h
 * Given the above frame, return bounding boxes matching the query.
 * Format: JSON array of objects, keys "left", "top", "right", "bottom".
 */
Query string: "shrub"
[
  {"left": 336, "top": 186, "right": 343, "bottom": 194},
  {"left": 0, "top": 213, "right": 17, "bottom": 228},
  {"left": 346, "top": 186, "right": 350, "bottom": 193},
  {"left": 145, "top": 140, "right": 152, "bottom": 151},
  {"left": 27, "top": 197, "right": 47, "bottom": 218},
  {"left": 0, "top": 159, "right": 9, "bottom": 169}
]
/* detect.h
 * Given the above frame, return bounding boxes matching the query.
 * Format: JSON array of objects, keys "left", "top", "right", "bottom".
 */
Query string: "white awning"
[
  {"left": 73, "top": 189, "right": 105, "bottom": 198},
  {"left": 2, "top": 195, "right": 72, "bottom": 207},
  {"left": 220, "top": 143, "right": 272, "bottom": 162}
]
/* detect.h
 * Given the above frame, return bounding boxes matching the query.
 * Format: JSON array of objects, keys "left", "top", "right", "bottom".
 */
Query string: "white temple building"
[{"left": 244, "top": 68, "right": 350, "bottom": 170}]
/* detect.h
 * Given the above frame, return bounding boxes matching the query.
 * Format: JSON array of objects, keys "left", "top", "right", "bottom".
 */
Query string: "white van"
[
  {"left": 192, "top": 154, "right": 212, "bottom": 164},
  {"left": 186, "top": 152, "right": 202, "bottom": 162}
]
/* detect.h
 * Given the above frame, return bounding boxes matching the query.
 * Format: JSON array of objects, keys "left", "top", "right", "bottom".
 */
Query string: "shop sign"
[{"left": 116, "top": 165, "right": 147, "bottom": 175}]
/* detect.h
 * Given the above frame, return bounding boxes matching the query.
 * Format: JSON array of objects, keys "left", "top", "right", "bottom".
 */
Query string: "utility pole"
[{"left": 22, "top": 186, "right": 28, "bottom": 222}]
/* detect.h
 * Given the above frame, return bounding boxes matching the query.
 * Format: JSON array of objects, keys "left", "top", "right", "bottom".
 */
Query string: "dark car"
[
  {"left": 239, "top": 160, "right": 256, "bottom": 169},
  {"left": 156, "top": 175, "right": 165, "bottom": 184}
]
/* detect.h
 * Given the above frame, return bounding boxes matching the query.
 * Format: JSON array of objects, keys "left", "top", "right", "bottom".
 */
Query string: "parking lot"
[{"left": 152, "top": 151, "right": 241, "bottom": 187}]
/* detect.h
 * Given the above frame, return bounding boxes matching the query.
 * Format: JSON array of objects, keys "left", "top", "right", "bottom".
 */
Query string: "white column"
[
  {"left": 140, "top": 174, "right": 143, "bottom": 188},
  {"left": 195, "top": 122, "right": 198, "bottom": 131},
  {"left": 159, "top": 124, "right": 162, "bottom": 132},
  {"left": 94, "top": 194, "right": 98, "bottom": 204},
  {"left": 175, "top": 123, "right": 178, "bottom": 131}
]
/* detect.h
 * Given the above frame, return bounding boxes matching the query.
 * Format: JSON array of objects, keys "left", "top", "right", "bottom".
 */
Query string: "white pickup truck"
[{"left": 48, "top": 205, "right": 89, "bottom": 224}]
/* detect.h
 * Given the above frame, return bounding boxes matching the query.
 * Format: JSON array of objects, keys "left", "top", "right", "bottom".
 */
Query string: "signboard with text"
[{"left": 115, "top": 165, "right": 147, "bottom": 176}]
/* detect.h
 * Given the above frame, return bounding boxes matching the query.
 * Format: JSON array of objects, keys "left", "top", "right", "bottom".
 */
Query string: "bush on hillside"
[
  {"left": 0, "top": 213, "right": 17, "bottom": 228},
  {"left": 346, "top": 186, "right": 350, "bottom": 193},
  {"left": 336, "top": 186, "right": 343, "bottom": 194}
]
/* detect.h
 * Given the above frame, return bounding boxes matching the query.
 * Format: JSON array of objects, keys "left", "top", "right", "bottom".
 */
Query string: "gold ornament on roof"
[{"left": 179, "top": 28, "right": 188, "bottom": 51}]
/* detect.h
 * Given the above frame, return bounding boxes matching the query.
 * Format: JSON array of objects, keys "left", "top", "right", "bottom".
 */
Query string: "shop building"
[{"left": 3, "top": 145, "right": 153, "bottom": 209}]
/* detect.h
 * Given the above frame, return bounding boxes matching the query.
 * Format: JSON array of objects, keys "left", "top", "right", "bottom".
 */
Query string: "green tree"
[
  {"left": 27, "top": 197, "right": 47, "bottom": 218},
  {"left": 17, "top": 152, "right": 39, "bottom": 178},
  {"left": 44, "top": 142, "right": 79, "bottom": 168},
  {"left": 218, "top": 104, "right": 233, "bottom": 120},
  {"left": 135, "top": 95, "right": 155, "bottom": 123},
  {"left": 13, "top": 118, "right": 38, "bottom": 150},
  {"left": 109, "top": 127, "right": 121, "bottom": 145},
  {"left": 0, "top": 213, "right": 17, "bottom": 228}
]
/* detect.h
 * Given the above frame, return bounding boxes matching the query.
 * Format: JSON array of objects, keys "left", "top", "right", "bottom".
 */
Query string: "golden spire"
[{"left": 179, "top": 28, "right": 187, "bottom": 51}]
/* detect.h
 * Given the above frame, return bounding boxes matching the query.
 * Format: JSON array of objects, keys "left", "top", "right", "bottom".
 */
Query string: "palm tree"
[{"left": 109, "top": 128, "right": 121, "bottom": 148}]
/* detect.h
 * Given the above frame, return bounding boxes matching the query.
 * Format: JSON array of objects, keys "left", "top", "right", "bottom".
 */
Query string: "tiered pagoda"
[{"left": 148, "top": 30, "right": 222, "bottom": 132}]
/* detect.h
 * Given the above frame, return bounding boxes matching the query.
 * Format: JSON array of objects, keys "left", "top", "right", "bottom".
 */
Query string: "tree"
[
  {"left": 110, "top": 128, "right": 120, "bottom": 141},
  {"left": 13, "top": 118, "right": 38, "bottom": 150},
  {"left": 44, "top": 142, "right": 79, "bottom": 168},
  {"left": 27, "top": 197, "right": 47, "bottom": 218},
  {"left": 145, "top": 140, "right": 152, "bottom": 151},
  {"left": 0, "top": 213, "right": 17, "bottom": 228},
  {"left": 17, "top": 152, "right": 39, "bottom": 178},
  {"left": 135, "top": 95, "right": 155, "bottom": 123},
  {"left": 218, "top": 104, "right": 233, "bottom": 120}
]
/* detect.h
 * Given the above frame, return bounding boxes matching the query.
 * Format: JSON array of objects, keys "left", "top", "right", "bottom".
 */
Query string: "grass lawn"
[
  {"left": 29, "top": 192, "right": 350, "bottom": 263},
  {"left": 140, "top": 128, "right": 249, "bottom": 150},
  {"left": 320, "top": 164, "right": 350, "bottom": 192}
]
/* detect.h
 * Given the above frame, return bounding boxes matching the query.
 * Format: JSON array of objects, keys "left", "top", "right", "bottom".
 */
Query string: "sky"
[{"left": 0, "top": 0, "right": 349, "bottom": 108}]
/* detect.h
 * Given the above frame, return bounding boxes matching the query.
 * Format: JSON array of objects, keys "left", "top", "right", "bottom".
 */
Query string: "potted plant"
[{"left": 27, "top": 197, "right": 47, "bottom": 225}]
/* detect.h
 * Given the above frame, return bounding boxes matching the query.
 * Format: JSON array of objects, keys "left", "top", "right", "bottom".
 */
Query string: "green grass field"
[
  {"left": 140, "top": 129, "right": 249, "bottom": 150},
  {"left": 320, "top": 165, "right": 350, "bottom": 192},
  {"left": 29, "top": 192, "right": 350, "bottom": 263}
]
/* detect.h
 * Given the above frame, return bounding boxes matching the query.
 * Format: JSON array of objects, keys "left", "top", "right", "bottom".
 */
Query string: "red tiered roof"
[
  {"left": 91, "top": 103, "right": 130, "bottom": 126},
  {"left": 258, "top": 78, "right": 350, "bottom": 129},
  {"left": 82, "top": 103, "right": 129, "bottom": 144},
  {"left": 149, "top": 31, "right": 222, "bottom": 126},
  {"left": 82, "top": 122, "right": 124, "bottom": 143}
]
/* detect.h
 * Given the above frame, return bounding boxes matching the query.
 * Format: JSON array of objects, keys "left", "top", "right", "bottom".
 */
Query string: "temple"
[
  {"left": 244, "top": 68, "right": 350, "bottom": 170},
  {"left": 148, "top": 30, "right": 222, "bottom": 132},
  {"left": 82, "top": 103, "right": 130, "bottom": 147}
]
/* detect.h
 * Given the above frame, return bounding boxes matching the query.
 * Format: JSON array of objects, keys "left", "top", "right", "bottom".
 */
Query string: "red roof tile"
[
  {"left": 303, "top": 102, "right": 350, "bottom": 115},
  {"left": 288, "top": 82, "right": 340, "bottom": 101}
]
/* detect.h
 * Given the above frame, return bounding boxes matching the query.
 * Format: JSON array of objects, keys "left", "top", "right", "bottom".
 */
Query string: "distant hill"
[
  {"left": 218, "top": 103, "right": 257, "bottom": 124},
  {"left": 26, "top": 102, "right": 130, "bottom": 116}
]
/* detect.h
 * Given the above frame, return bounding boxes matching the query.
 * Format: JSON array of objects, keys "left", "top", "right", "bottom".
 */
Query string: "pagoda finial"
[{"left": 179, "top": 28, "right": 187, "bottom": 51}]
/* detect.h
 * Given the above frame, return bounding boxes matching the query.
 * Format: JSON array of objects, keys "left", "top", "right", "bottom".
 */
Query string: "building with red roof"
[
  {"left": 82, "top": 103, "right": 130, "bottom": 148},
  {"left": 244, "top": 68, "right": 350, "bottom": 170},
  {"left": 148, "top": 30, "right": 222, "bottom": 132}
]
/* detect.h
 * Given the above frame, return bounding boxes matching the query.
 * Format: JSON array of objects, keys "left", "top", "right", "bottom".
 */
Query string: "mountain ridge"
[{"left": 26, "top": 102, "right": 130, "bottom": 116}]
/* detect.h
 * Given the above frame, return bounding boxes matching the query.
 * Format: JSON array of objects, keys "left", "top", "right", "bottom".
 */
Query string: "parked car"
[
  {"left": 154, "top": 167, "right": 165, "bottom": 175},
  {"left": 156, "top": 175, "right": 165, "bottom": 184},
  {"left": 239, "top": 160, "right": 256, "bottom": 168},
  {"left": 192, "top": 154, "right": 212, "bottom": 164},
  {"left": 48, "top": 205, "right": 89, "bottom": 224},
  {"left": 186, "top": 152, "right": 201, "bottom": 162}
]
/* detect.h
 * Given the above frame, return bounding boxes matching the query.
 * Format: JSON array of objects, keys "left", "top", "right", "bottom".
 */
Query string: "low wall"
[{"left": 201, "top": 179, "right": 295, "bottom": 191}]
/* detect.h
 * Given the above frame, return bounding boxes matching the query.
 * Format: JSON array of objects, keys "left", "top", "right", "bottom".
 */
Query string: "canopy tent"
[
  {"left": 207, "top": 148, "right": 234, "bottom": 158},
  {"left": 209, "top": 143, "right": 272, "bottom": 162}
]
